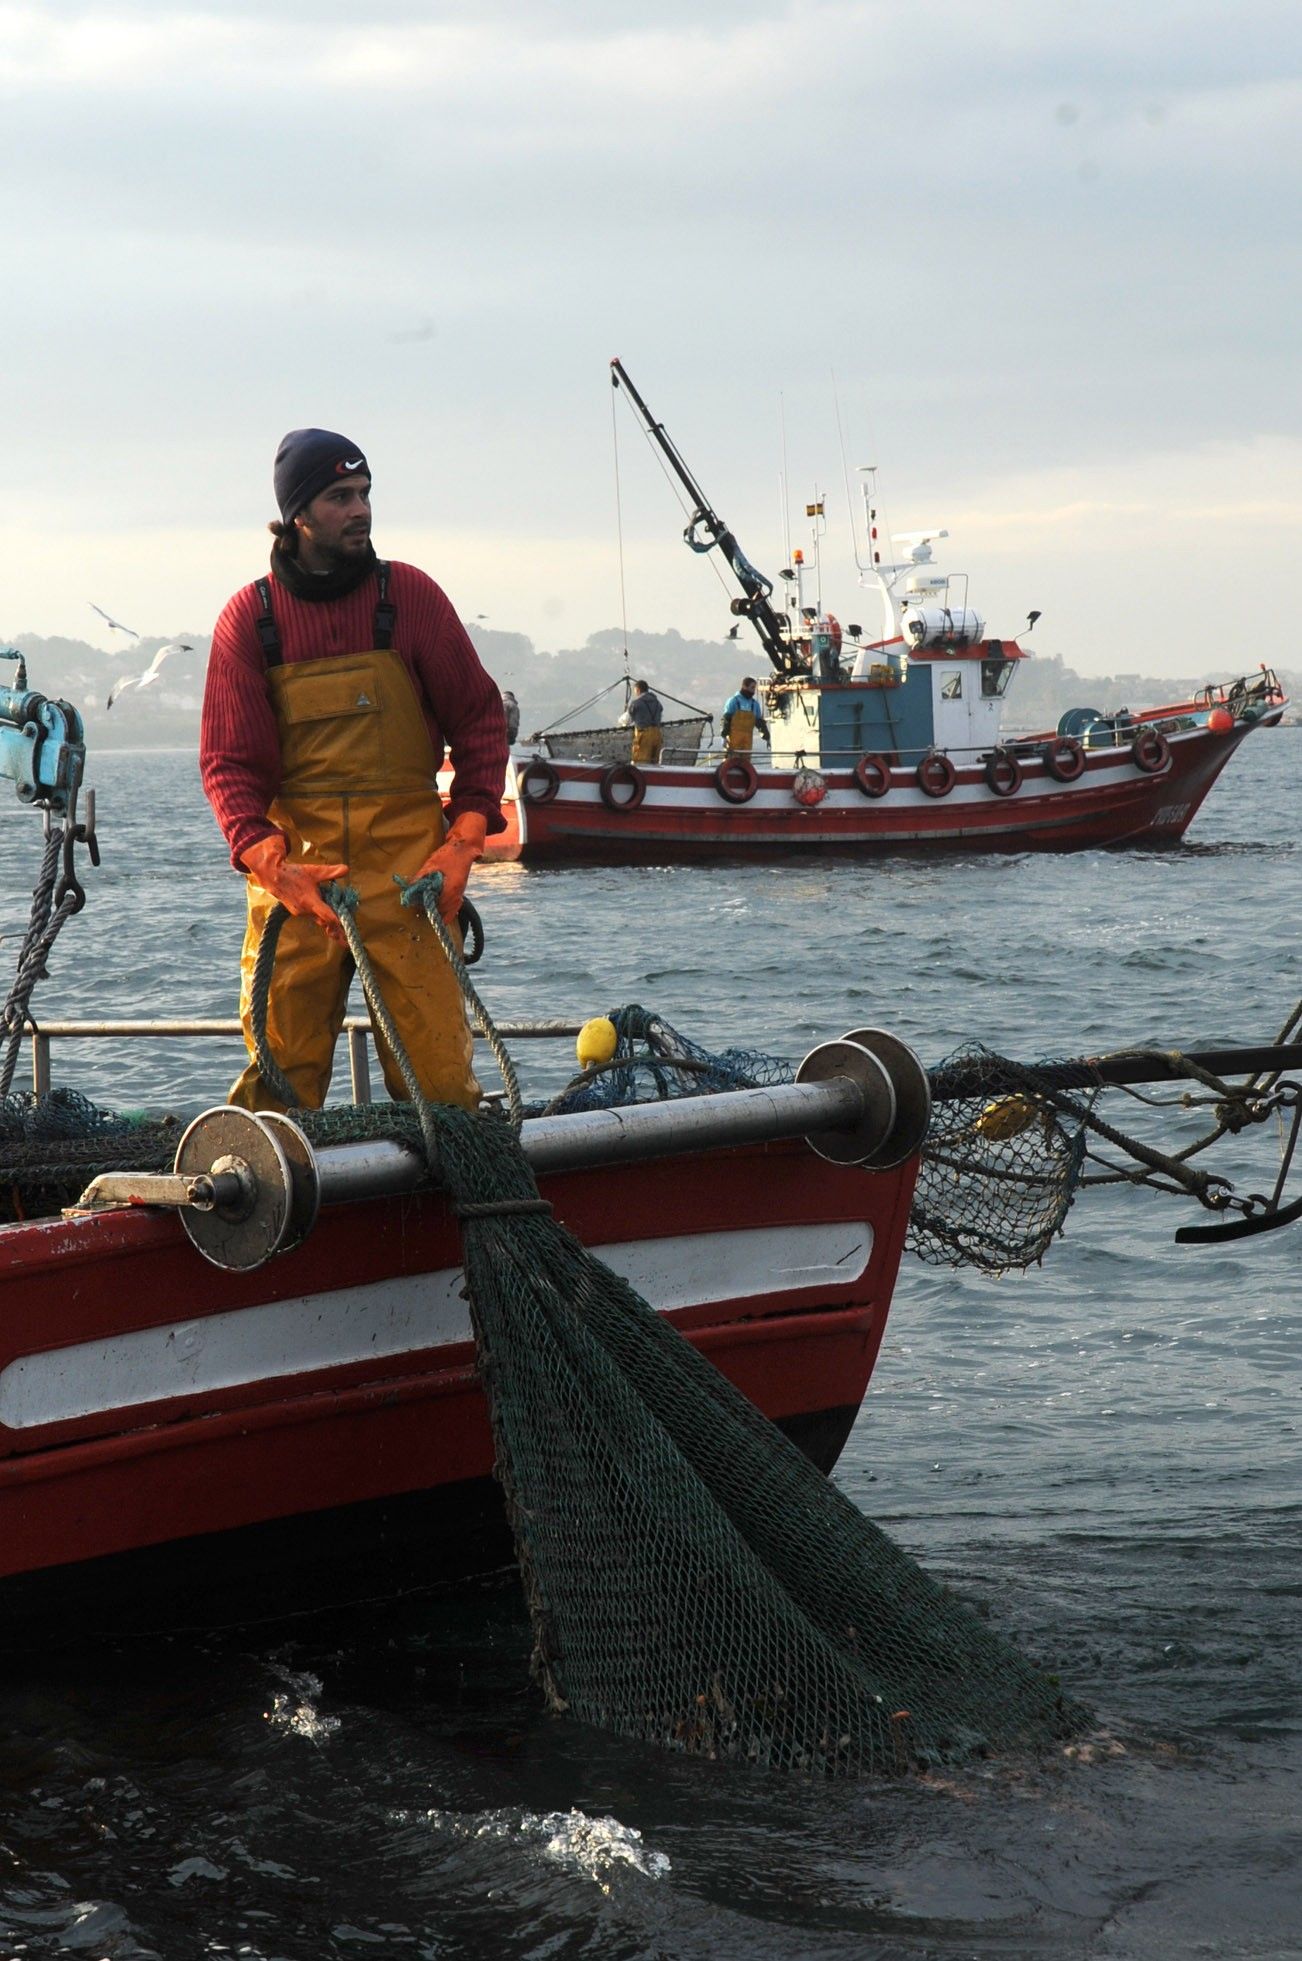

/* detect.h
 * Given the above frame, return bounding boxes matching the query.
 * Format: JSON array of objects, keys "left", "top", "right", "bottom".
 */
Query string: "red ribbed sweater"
[{"left": 200, "top": 560, "right": 507, "bottom": 869}]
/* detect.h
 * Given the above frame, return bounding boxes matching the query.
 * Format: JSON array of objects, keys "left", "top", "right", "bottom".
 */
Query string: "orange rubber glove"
[
  {"left": 415, "top": 811, "right": 487, "bottom": 922},
  {"left": 240, "top": 833, "right": 349, "bottom": 947}
]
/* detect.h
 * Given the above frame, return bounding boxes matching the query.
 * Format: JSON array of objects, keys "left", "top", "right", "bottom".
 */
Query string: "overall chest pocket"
[
  {"left": 274, "top": 662, "right": 388, "bottom": 789},
  {"left": 279, "top": 665, "right": 385, "bottom": 726}
]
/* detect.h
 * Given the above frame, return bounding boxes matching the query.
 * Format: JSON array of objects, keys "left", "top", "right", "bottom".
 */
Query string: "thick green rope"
[
  {"left": 395, "top": 872, "right": 523, "bottom": 1126},
  {"left": 246, "top": 876, "right": 523, "bottom": 1133}
]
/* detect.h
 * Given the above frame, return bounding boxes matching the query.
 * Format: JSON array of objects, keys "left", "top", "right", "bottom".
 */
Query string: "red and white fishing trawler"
[
  {"left": 470, "top": 362, "right": 1286, "bottom": 865},
  {"left": 0, "top": 1075, "right": 921, "bottom": 1622},
  {"left": 0, "top": 653, "right": 929, "bottom": 1622}
]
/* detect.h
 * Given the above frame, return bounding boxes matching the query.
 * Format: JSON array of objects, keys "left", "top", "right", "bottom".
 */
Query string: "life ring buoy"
[
  {"left": 984, "top": 749, "right": 1023, "bottom": 798},
  {"left": 1041, "top": 735, "right": 1086, "bottom": 783},
  {"left": 916, "top": 752, "right": 956, "bottom": 798},
  {"left": 1131, "top": 728, "right": 1171, "bottom": 774},
  {"left": 519, "top": 758, "right": 560, "bottom": 804},
  {"left": 854, "top": 753, "right": 892, "bottom": 798},
  {"left": 599, "top": 761, "right": 646, "bottom": 811},
  {"left": 714, "top": 756, "right": 759, "bottom": 804}
]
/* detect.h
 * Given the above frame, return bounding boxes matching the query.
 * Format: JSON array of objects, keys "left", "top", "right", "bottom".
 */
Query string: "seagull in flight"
[
  {"left": 107, "top": 641, "right": 194, "bottom": 709},
  {"left": 90, "top": 602, "right": 139, "bottom": 639}
]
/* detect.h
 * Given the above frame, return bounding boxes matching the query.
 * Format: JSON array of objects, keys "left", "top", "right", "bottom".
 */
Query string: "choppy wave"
[{"left": 0, "top": 737, "right": 1297, "bottom": 1958}]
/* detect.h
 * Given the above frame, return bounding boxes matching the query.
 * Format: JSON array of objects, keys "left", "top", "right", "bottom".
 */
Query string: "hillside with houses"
[{"left": 5, "top": 624, "right": 1296, "bottom": 754}]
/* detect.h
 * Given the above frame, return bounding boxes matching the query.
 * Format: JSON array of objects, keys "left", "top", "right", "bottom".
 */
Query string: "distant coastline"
[{"left": 7, "top": 625, "right": 1298, "bottom": 753}]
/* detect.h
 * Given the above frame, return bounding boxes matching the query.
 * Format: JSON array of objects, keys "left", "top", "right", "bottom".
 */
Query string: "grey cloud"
[
  {"left": 3, "top": 0, "right": 1299, "bottom": 600},
  {"left": 30, "top": 0, "right": 792, "bottom": 21}
]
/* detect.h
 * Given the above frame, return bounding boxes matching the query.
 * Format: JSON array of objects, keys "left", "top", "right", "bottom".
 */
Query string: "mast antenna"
[
  {"left": 780, "top": 391, "right": 793, "bottom": 575},
  {"left": 833, "top": 373, "right": 869, "bottom": 575},
  {"left": 609, "top": 370, "right": 632, "bottom": 702}
]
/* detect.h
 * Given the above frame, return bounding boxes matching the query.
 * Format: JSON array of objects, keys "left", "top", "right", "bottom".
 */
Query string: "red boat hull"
[
  {"left": 494, "top": 716, "right": 1279, "bottom": 863},
  {"left": 0, "top": 1139, "right": 916, "bottom": 1596}
]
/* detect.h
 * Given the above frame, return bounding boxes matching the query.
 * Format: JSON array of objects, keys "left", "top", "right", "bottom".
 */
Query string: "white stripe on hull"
[
  {"left": 0, "top": 1220, "right": 873, "bottom": 1428},
  {"left": 529, "top": 762, "right": 1178, "bottom": 815}
]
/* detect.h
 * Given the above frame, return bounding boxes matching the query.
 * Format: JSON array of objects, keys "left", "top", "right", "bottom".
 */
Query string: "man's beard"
[{"left": 321, "top": 530, "right": 371, "bottom": 567}]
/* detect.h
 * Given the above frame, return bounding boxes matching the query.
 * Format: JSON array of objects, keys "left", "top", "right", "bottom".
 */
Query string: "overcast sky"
[{"left": 2, "top": 0, "right": 1298, "bottom": 675}]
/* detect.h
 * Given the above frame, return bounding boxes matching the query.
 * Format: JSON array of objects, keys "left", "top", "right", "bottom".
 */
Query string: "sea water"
[{"left": 0, "top": 737, "right": 1297, "bottom": 1959}]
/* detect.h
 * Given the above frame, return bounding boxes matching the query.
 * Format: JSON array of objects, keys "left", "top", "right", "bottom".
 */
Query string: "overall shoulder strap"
[
  {"left": 373, "top": 561, "right": 397, "bottom": 651},
  {"left": 253, "top": 578, "right": 282, "bottom": 668}
]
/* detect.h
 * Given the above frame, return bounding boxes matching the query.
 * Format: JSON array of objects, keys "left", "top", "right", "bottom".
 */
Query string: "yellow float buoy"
[
  {"left": 972, "top": 1093, "right": 1041, "bottom": 1143},
  {"left": 576, "top": 1017, "right": 618, "bottom": 1071}
]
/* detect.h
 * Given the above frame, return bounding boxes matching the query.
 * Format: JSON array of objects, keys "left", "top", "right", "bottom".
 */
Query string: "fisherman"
[
  {"left": 626, "top": 679, "right": 664, "bottom": 764},
  {"left": 501, "top": 688, "right": 521, "bottom": 744},
  {"left": 721, "top": 677, "right": 769, "bottom": 754},
  {"left": 200, "top": 427, "right": 508, "bottom": 1113}
]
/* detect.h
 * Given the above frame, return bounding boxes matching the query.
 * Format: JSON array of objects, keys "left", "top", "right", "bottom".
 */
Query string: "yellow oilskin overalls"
[
  {"left": 630, "top": 725, "right": 663, "bottom": 765},
  {"left": 725, "top": 703, "right": 758, "bottom": 753},
  {"left": 229, "top": 645, "right": 480, "bottom": 1113}
]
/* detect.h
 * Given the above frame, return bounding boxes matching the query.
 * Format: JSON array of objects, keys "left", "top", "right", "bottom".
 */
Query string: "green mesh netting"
[
  {"left": 537, "top": 1015, "right": 1091, "bottom": 1274},
  {"left": 538, "top": 1004, "right": 795, "bottom": 1116},
  {"left": 0, "top": 1032, "right": 1093, "bottom": 1770},
  {"left": 0, "top": 1093, "right": 179, "bottom": 1215},
  {"left": 0, "top": 1019, "right": 1093, "bottom": 1276},
  {"left": 912, "top": 1043, "right": 1096, "bottom": 1272},
  {"left": 406, "top": 1102, "right": 1089, "bottom": 1771},
  {"left": 0, "top": 1085, "right": 140, "bottom": 1141}
]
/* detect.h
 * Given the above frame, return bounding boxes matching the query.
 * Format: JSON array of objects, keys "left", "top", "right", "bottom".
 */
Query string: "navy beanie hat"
[{"left": 274, "top": 428, "right": 369, "bottom": 523}]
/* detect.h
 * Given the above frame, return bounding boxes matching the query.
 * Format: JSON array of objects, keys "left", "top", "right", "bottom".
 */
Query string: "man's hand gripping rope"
[
  {"left": 241, "top": 834, "right": 349, "bottom": 947},
  {"left": 247, "top": 872, "right": 521, "bottom": 1132}
]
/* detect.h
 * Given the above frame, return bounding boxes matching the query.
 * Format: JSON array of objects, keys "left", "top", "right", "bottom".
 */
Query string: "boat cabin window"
[
  {"left": 940, "top": 672, "right": 963, "bottom": 700},
  {"left": 981, "top": 658, "right": 1014, "bottom": 698}
]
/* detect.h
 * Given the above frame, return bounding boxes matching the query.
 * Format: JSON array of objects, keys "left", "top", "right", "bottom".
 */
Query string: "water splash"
[
  {"left": 264, "top": 1665, "right": 340, "bottom": 1744},
  {"left": 413, "top": 1805, "right": 670, "bottom": 1890}
]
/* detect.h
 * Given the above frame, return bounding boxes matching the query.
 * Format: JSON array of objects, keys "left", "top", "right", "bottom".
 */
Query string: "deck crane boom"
[{"left": 610, "top": 358, "right": 803, "bottom": 678}]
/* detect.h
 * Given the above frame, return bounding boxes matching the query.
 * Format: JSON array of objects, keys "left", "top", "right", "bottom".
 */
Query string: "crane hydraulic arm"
[{"left": 610, "top": 359, "right": 801, "bottom": 678}]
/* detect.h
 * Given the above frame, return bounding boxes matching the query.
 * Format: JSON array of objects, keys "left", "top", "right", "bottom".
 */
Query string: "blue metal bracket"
[{"left": 0, "top": 649, "right": 86, "bottom": 815}]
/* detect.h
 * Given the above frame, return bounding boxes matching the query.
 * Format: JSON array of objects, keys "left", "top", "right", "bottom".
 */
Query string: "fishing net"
[
  {"left": 0, "top": 1038, "right": 1090, "bottom": 1770},
  {"left": 0, "top": 1093, "right": 178, "bottom": 1216},
  {"left": 540, "top": 716, "right": 710, "bottom": 766},
  {"left": 0, "top": 1018, "right": 1096, "bottom": 1280},
  {"left": 539, "top": 1004, "right": 795, "bottom": 1115},
  {"left": 0, "top": 1085, "right": 139, "bottom": 1142},
  {"left": 911, "top": 1043, "right": 1097, "bottom": 1272},
  {"left": 415, "top": 1099, "right": 1089, "bottom": 1772},
  {"left": 538, "top": 1014, "right": 1093, "bottom": 1274}
]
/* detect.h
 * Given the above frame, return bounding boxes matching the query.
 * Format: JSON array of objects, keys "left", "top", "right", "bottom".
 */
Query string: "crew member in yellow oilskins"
[
  {"left": 626, "top": 679, "right": 664, "bottom": 764},
  {"left": 200, "top": 427, "right": 508, "bottom": 1112},
  {"left": 720, "top": 676, "right": 770, "bottom": 754}
]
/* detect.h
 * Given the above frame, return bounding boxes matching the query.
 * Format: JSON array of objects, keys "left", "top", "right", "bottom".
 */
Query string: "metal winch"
[{"left": 71, "top": 1029, "right": 932, "bottom": 1272}]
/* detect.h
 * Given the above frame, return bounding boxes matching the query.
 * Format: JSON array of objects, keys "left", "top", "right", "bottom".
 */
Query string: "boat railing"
[{"left": 21, "top": 1017, "right": 583, "bottom": 1103}]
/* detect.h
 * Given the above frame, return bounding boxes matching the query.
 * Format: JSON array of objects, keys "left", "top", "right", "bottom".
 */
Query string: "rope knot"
[
  {"left": 321, "top": 881, "right": 361, "bottom": 916},
  {"left": 394, "top": 870, "right": 443, "bottom": 913}
]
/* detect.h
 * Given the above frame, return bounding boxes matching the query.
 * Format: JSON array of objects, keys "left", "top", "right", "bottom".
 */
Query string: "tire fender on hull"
[
  {"left": 714, "top": 757, "right": 759, "bottom": 804},
  {"left": 984, "top": 749, "right": 1023, "bottom": 798},
  {"left": 598, "top": 762, "right": 647, "bottom": 810},
  {"left": 854, "top": 753, "right": 893, "bottom": 798},
  {"left": 1041, "top": 736, "right": 1086, "bottom": 783},
  {"left": 1131, "top": 729, "right": 1172, "bottom": 774},
  {"left": 519, "top": 759, "right": 560, "bottom": 805},
  {"left": 916, "top": 752, "right": 956, "bottom": 798}
]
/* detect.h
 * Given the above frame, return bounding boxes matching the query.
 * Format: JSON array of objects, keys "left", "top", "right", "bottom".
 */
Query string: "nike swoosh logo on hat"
[{"left": 343, "top": 458, "right": 364, "bottom": 469}]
